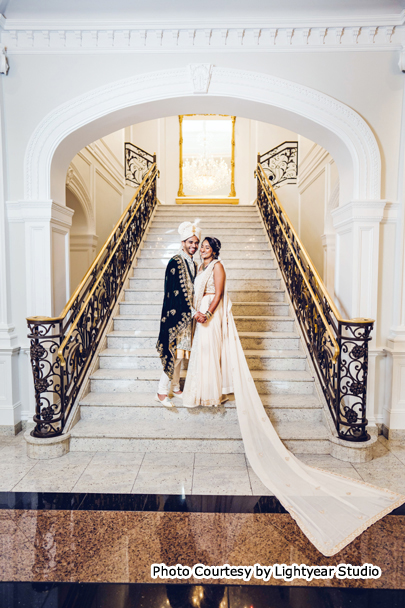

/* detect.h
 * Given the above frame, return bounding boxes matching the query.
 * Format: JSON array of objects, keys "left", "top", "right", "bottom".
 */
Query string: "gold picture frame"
[{"left": 176, "top": 114, "right": 238, "bottom": 204}]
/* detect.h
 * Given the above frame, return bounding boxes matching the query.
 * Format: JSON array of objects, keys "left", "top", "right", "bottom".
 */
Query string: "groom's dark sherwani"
[{"left": 156, "top": 250, "right": 196, "bottom": 379}]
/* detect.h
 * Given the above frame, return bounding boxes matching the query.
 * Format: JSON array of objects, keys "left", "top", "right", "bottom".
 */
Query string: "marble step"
[
  {"left": 79, "top": 399, "right": 322, "bottom": 424},
  {"left": 80, "top": 392, "right": 322, "bottom": 410},
  {"left": 132, "top": 267, "right": 278, "bottom": 280},
  {"left": 118, "top": 301, "right": 290, "bottom": 316},
  {"left": 149, "top": 227, "right": 265, "bottom": 236},
  {"left": 113, "top": 315, "right": 294, "bottom": 333},
  {"left": 123, "top": 289, "right": 286, "bottom": 303},
  {"left": 89, "top": 368, "right": 314, "bottom": 395},
  {"left": 155, "top": 207, "right": 258, "bottom": 215},
  {"left": 141, "top": 242, "right": 271, "bottom": 251},
  {"left": 69, "top": 418, "right": 329, "bottom": 454},
  {"left": 139, "top": 249, "right": 273, "bottom": 259},
  {"left": 135, "top": 258, "right": 276, "bottom": 269},
  {"left": 128, "top": 278, "right": 281, "bottom": 291},
  {"left": 107, "top": 330, "right": 300, "bottom": 351},
  {"left": 98, "top": 348, "right": 306, "bottom": 371},
  {"left": 152, "top": 219, "right": 261, "bottom": 227},
  {"left": 145, "top": 234, "right": 268, "bottom": 243}
]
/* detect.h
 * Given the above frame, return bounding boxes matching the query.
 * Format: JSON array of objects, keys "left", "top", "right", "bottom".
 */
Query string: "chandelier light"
[{"left": 183, "top": 155, "right": 231, "bottom": 195}]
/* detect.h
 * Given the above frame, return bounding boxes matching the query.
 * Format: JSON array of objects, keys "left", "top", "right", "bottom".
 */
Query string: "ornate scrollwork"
[
  {"left": 256, "top": 163, "right": 373, "bottom": 442},
  {"left": 28, "top": 164, "right": 158, "bottom": 438},
  {"left": 259, "top": 142, "right": 298, "bottom": 188},
  {"left": 125, "top": 143, "right": 155, "bottom": 187}
]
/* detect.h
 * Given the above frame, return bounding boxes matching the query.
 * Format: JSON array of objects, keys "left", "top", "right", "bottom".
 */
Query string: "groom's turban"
[{"left": 178, "top": 220, "right": 201, "bottom": 242}]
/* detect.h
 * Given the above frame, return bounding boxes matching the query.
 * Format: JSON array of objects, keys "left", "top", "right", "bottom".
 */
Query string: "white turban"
[{"left": 178, "top": 220, "right": 201, "bottom": 242}]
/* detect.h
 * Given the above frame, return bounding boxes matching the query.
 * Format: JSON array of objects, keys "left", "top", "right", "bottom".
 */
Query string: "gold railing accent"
[
  {"left": 256, "top": 165, "right": 339, "bottom": 362},
  {"left": 56, "top": 164, "right": 157, "bottom": 366},
  {"left": 257, "top": 163, "right": 373, "bottom": 327}
]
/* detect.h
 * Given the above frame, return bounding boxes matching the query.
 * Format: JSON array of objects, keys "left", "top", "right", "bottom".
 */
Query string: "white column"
[
  {"left": 6, "top": 201, "right": 74, "bottom": 428},
  {"left": 7, "top": 201, "right": 74, "bottom": 317},
  {"left": 386, "top": 78, "right": 405, "bottom": 431},
  {"left": 332, "top": 200, "right": 387, "bottom": 428},
  {"left": 332, "top": 200, "right": 386, "bottom": 322},
  {"left": 0, "top": 80, "right": 21, "bottom": 433}
]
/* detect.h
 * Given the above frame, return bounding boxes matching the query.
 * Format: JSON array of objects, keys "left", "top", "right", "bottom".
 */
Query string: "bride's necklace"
[{"left": 202, "top": 258, "right": 213, "bottom": 271}]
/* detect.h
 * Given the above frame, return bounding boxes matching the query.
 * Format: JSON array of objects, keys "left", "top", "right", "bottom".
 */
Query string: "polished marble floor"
[{"left": 1, "top": 433, "right": 405, "bottom": 496}]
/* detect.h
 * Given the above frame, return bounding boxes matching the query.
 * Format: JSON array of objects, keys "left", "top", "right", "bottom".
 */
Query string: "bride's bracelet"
[{"left": 205, "top": 310, "right": 213, "bottom": 320}]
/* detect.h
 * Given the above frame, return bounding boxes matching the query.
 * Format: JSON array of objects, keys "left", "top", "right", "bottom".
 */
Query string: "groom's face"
[{"left": 182, "top": 237, "right": 199, "bottom": 257}]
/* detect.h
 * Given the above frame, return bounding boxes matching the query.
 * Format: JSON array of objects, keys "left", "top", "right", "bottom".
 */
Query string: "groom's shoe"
[
  {"left": 172, "top": 391, "right": 183, "bottom": 399},
  {"left": 155, "top": 394, "right": 174, "bottom": 408}
]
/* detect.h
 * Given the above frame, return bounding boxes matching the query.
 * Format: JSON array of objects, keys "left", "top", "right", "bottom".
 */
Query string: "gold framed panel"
[{"left": 177, "top": 114, "right": 238, "bottom": 204}]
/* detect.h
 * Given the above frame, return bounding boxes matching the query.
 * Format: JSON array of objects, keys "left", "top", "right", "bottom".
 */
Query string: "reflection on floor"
[
  {"left": 0, "top": 495, "right": 404, "bottom": 588},
  {"left": 1, "top": 582, "right": 405, "bottom": 608},
  {"left": 1, "top": 433, "right": 405, "bottom": 495}
]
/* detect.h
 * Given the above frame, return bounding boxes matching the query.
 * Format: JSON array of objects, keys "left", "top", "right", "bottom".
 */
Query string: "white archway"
[{"left": 24, "top": 66, "right": 381, "bottom": 207}]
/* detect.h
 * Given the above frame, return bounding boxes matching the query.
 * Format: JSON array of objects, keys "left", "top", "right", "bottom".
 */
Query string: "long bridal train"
[{"left": 183, "top": 259, "right": 405, "bottom": 557}]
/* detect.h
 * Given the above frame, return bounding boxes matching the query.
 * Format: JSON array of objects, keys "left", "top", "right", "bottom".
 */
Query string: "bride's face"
[{"left": 200, "top": 240, "right": 214, "bottom": 261}]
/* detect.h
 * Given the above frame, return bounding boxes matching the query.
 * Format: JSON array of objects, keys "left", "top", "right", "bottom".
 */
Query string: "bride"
[
  {"left": 181, "top": 235, "right": 404, "bottom": 557},
  {"left": 182, "top": 236, "right": 233, "bottom": 408}
]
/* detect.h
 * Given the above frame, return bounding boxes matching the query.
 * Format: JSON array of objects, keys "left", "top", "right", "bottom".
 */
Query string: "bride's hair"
[{"left": 203, "top": 236, "right": 221, "bottom": 258}]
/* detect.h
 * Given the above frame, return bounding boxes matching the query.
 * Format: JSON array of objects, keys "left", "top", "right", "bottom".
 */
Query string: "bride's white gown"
[{"left": 183, "top": 259, "right": 405, "bottom": 556}]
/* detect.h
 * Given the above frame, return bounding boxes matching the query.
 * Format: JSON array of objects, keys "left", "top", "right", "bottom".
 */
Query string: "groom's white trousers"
[{"left": 158, "top": 358, "right": 182, "bottom": 394}]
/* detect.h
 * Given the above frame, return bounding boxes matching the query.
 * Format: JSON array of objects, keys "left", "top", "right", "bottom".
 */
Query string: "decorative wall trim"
[
  {"left": 23, "top": 66, "right": 381, "bottom": 204},
  {"left": 1, "top": 24, "right": 403, "bottom": 53},
  {"left": 66, "top": 161, "right": 95, "bottom": 232},
  {"left": 0, "top": 46, "right": 9, "bottom": 74},
  {"left": 298, "top": 144, "right": 330, "bottom": 190},
  {"left": 70, "top": 234, "right": 98, "bottom": 250},
  {"left": 188, "top": 63, "right": 213, "bottom": 93},
  {"left": 84, "top": 140, "right": 125, "bottom": 189},
  {"left": 332, "top": 199, "right": 388, "bottom": 228}
]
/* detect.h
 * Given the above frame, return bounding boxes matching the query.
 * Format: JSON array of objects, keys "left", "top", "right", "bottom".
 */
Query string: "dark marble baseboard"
[{"left": 1, "top": 491, "right": 404, "bottom": 515}]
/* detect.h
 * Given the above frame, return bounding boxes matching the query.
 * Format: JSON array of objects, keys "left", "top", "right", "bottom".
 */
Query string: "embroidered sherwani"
[{"left": 156, "top": 250, "right": 196, "bottom": 379}]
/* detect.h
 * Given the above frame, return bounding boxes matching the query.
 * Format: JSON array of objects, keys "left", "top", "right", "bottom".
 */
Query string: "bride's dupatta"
[{"left": 195, "top": 260, "right": 405, "bottom": 556}]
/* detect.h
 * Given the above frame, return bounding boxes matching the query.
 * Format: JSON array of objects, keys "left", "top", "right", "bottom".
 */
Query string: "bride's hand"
[{"left": 195, "top": 312, "right": 207, "bottom": 323}]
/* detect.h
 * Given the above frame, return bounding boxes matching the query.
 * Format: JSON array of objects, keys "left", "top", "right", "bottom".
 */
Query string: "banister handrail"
[
  {"left": 27, "top": 158, "right": 158, "bottom": 438},
  {"left": 256, "top": 168, "right": 340, "bottom": 363},
  {"left": 257, "top": 164, "right": 373, "bottom": 325},
  {"left": 57, "top": 165, "right": 157, "bottom": 366},
  {"left": 256, "top": 160, "right": 374, "bottom": 442}
]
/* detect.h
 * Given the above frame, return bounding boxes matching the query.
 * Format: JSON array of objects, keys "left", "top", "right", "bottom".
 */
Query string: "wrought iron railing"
[
  {"left": 256, "top": 160, "right": 374, "bottom": 442},
  {"left": 260, "top": 141, "right": 298, "bottom": 188},
  {"left": 125, "top": 142, "right": 155, "bottom": 186},
  {"left": 27, "top": 162, "right": 158, "bottom": 438}
]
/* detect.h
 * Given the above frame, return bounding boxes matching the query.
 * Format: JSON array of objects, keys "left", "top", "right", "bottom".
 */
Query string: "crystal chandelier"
[{"left": 183, "top": 155, "right": 231, "bottom": 195}]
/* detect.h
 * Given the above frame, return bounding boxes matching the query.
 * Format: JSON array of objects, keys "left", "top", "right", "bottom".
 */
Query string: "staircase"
[{"left": 70, "top": 205, "right": 331, "bottom": 455}]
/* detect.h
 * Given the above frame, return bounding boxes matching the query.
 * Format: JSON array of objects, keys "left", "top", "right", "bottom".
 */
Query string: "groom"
[{"left": 156, "top": 220, "right": 204, "bottom": 406}]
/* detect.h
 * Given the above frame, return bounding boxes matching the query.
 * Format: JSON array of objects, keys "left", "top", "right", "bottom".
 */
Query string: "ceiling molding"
[{"left": 1, "top": 23, "right": 403, "bottom": 53}]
